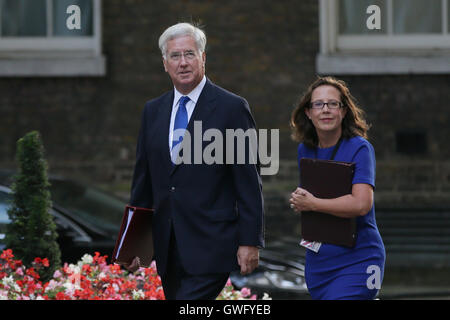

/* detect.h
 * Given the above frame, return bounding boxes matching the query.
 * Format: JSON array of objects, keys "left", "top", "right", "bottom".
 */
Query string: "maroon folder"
[
  {"left": 300, "top": 158, "right": 356, "bottom": 247},
  {"left": 112, "top": 205, "right": 154, "bottom": 267}
]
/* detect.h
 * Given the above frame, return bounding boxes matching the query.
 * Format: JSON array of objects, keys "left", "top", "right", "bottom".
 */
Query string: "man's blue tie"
[{"left": 171, "top": 96, "right": 190, "bottom": 164}]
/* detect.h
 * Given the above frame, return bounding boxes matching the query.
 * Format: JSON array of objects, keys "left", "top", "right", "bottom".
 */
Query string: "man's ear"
[{"left": 163, "top": 58, "right": 168, "bottom": 72}]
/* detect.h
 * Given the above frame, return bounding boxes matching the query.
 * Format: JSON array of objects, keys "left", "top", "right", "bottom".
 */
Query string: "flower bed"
[{"left": 0, "top": 249, "right": 267, "bottom": 300}]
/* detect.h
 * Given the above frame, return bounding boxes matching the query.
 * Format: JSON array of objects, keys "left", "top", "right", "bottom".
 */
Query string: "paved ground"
[{"left": 379, "top": 285, "right": 450, "bottom": 300}]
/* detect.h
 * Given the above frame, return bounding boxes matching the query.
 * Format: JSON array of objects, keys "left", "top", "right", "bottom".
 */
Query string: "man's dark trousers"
[{"left": 161, "top": 226, "right": 229, "bottom": 300}]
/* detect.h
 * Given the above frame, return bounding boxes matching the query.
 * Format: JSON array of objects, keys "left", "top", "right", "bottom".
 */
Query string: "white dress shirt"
[{"left": 168, "top": 75, "right": 207, "bottom": 152}]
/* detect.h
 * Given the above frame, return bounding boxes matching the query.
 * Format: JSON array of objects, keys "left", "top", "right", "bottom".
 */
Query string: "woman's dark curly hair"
[{"left": 290, "top": 76, "right": 370, "bottom": 149}]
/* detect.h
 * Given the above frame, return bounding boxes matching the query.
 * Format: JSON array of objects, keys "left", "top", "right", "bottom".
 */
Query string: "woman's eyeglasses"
[{"left": 310, "top": 100, "right": 343, "bottom": 109}]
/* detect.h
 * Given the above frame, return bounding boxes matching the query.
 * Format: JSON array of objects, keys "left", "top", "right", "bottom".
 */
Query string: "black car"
[{"left": 230, "top": 237, "right": 309, "bottom": 299}]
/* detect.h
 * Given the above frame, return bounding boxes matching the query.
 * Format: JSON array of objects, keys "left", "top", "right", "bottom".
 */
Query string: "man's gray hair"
[{"left": 158, "top": 23, "right": 207, "bottom": 59}]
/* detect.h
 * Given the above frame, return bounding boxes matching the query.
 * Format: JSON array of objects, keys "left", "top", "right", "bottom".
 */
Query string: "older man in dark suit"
[{"left": 128, "top": 22, "right": 264, "bottom": 300}]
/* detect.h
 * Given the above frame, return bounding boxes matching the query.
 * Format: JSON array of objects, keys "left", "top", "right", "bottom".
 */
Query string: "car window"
[
  {"left": 0, "top": 188, "right": 91, "bottom": 247},
  {"left": 49, "top": 179, "right": 124, "bottom": 234},
  {"left": 0, "top": 190, "right": 12, "bottom": 246},
  {"left": 0, "top": 191, "right": 12, "bottom": 223}
]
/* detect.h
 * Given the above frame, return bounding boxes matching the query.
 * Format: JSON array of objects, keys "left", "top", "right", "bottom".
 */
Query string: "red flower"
[
  {"left": 82, "top": 264, "right": 91, "bottom": 274},
  {"left": 93, "top": 252, "right": 107, "bottom": 265},
  {"left": 109, "top": 264, "right": 122, "bottom": 275},
  {"left": 0, "top": 249, "right": 14, "bottom": 260},
  {"left": 25, "top": 267, "right": 40, "bottom": 280},
  {"left": 0, "top": 250, "right": 208, "bottom": 300},
  {"left": 42, "top": 258, "right": 49, "bottom": 267},
  {"left": 56, "top": 291, "right": 71, "bottom": 300}
]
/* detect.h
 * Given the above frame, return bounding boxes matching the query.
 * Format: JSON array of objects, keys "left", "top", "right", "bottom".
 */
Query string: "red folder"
[
  {"left": 300, "top": 158, "right": 356, "bottom": 247},
  {"left": 112, "top": 205, "right": 154, "bottom": 267}
]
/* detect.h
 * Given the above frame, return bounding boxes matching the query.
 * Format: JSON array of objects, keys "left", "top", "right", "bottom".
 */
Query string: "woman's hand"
[
  {"left": 289, "top": 184, "right": 374, "bottom": 218},
  {"left": 289, "top": 187, "right": 316, "bottom": 213}
]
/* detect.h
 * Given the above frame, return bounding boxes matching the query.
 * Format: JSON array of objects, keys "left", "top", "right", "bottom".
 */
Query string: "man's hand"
[
  {"left": 237, "top": 246, "right": 259, "bottom": 275},
  {"left": 122, "top": 256, "right": 141, "bottom": 273}
]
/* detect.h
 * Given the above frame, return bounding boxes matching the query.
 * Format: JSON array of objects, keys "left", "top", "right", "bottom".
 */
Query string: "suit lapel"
[
  {"left": 154, "top": 90, "right": 174, "bottom": 176},
  {"left": 170, "top": 78, "right": 218, "bottom": 176},
  {"left": 186, "top": 79, "right": 218, "bottom": 138}
]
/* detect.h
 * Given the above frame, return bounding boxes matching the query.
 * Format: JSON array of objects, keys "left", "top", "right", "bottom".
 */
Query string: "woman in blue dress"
[{"left": 289, "top": 76, "right": 385, "bottom": 300}]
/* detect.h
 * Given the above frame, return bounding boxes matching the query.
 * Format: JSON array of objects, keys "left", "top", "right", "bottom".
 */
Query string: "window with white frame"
[
  {"left": 317, "top": 0, "right": 450, "bottom": 75},
  {"left": 0, "top": 0, "right": 105, "bottom": 76}
]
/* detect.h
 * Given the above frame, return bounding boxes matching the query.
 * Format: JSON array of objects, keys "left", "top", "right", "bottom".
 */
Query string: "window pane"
[
  {"left": 53, "top": 0, "right": 93, "bottom": 36},
  {"left": 393, "top": 0, "right": 441, "bottom": 34},
  {"left": 339, "top": 0, "right": 387, "bottom": 34},
  {"left": 1, "top": 0, "right": 47, "bottom": 36}
]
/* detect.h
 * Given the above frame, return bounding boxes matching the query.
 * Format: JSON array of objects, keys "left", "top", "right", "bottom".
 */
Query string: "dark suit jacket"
[{"left": 129, "top": 78, "right": 264, "bottom": 276}]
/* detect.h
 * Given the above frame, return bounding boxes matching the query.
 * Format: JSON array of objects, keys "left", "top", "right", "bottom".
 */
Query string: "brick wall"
[{"left": 0, "top": 0, "right": 449, "bottom": 228}]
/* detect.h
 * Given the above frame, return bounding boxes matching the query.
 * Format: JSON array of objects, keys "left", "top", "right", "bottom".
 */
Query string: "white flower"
[
  {"left": 13, "top": 283, "right": 21, "bottom": 292},
  {"left": 132, "top": 289, "right": 145, "bottom": 300},
  {"left": 2, "top": 275, "right": 14, "bottom": 286},
  {"left": 63, "top": 280, "right": 79, "bottom": 295},
  {"left": 63, "top": 282, "right": 73, "bottom": 291},
  {"left": 112, "top": 283, "right": 120, "bottom": 293},
  {"left": 261, "top": 292, "right": 272, "bottom": 300},
  {"left": 45, "top": 280, "right": 59, "bottom": 292},
  {"left": 67, "top": 263, "right": 80, "bottom": 274},
  {"left": 81, "top": 254, "right": 93, "bottom": 265},
  {"left": 0, "top": 290, "right": 8, "bottom": 300}
]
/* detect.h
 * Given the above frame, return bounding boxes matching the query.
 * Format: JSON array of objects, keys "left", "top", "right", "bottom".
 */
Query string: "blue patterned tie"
[{"left": 171, "top": 96, "right": 190, "bottom": 163}]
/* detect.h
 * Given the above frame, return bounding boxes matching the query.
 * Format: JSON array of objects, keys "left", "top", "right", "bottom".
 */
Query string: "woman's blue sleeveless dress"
[{"left": 298, "top": 136, "right": 385, "bottom": 300}]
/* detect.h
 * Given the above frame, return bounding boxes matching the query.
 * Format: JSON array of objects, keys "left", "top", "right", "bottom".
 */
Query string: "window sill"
[
  {"left": 316, "top": 53, "right": 450, "bottom": 75},
  {"left": 0, "top": 55, "right": 106, "bottom": 77}
]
